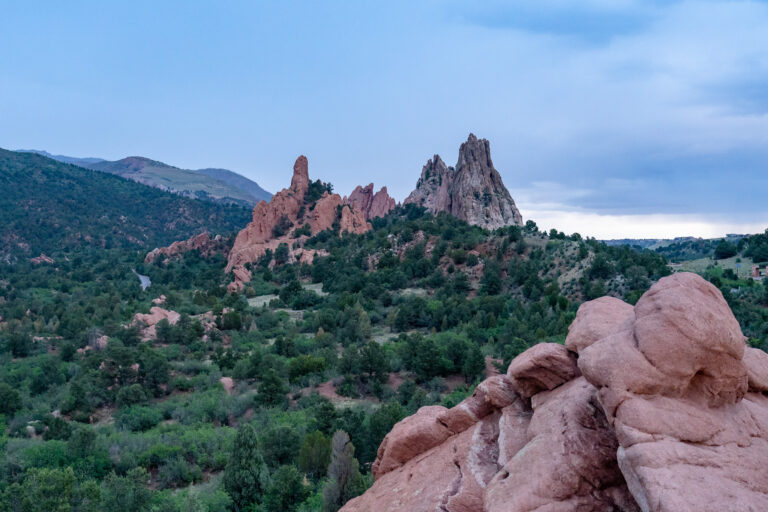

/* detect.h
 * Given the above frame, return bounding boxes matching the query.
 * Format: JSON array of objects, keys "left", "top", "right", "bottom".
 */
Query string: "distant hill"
[
  {"left": 195, "top": 167, "right": 271, "bottom": 204},
  {"left": 0, "top": 148, "right": 251, "bottom": 259},
  {"left": 17, "top": 150, "right": 272, "bottom": 206},
  {"left": 17, "top": 149, "right": 105, "bottom": 167}
]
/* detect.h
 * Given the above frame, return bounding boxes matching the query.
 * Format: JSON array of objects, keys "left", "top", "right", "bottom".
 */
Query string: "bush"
[
  {"left": 0, "top": 382, "right": 22, "bottom": 415},
  {"left": 115, "top": 405, "right": 162, "bottom": 432}
]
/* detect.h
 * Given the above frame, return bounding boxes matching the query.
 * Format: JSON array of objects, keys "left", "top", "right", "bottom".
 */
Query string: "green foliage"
[
  {"left": 0, "top": 149, "right": 249, "bottom": 257},
  {"left": 714, "top": 240, "right": 738, "bottom": 260},
  {"left": 0, "top": 382, "right": 22, "bottom": 415},
  {"left": 298, "top": 431, "right": 331, "bottom": 480},
  {"left": 224, "top": 424, "right": 269, "bottom": 511},
  {"left": 322, "top": 431, "right": 366, "bottom": 512},
  {"left": 100, "top": 468, "right": 152, "bottom": 512},
  {"left": 263, "top": 465, "right": 309, "bottom": 512}
]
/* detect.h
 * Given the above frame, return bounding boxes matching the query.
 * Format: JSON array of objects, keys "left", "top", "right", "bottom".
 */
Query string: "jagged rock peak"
[
  {"left": 345, "top": 183, "right": 396, "bottom": 220},
  {"left": 290, "top": 155, "right": 309, "bottom": 196},
  {"left": 404, "top": 134, "right": 523, "bottom": 229},
  {"left": 225, "top": 155, "right": 370, "bottom": 291}
]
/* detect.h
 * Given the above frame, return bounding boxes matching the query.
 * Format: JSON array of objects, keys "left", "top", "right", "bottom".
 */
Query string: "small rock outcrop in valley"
[
  {"left": 343, "top": 183, "right": 396, "bottom": 220},
  {"left": 341, "top": 272, "right": 768, "bottom": 512},
  {"left": 404, "top": 134, "right": 523, "bottom": 229},
  {"left": 144, "top": 232, "right": 226, "bottom": 263},
  {"left": 226, "top": 156, "right": 370, "bottom": 291}
]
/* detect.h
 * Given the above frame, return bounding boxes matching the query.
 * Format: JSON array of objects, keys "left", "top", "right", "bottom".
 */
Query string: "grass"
[{"left": 673, "top": 255, "right": 755, "bottom": 277}]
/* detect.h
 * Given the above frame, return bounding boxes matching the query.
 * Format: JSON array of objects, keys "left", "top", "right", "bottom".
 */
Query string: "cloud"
[{"left": 521, "top": 207, "right": 768, "bottom": 239}]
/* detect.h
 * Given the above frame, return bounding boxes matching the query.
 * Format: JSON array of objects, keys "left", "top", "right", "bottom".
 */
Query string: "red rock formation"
[
  {"left": 132, "top": 307, "right": 180, "bottom": 340},
  {"left": 226, "top": 156, "right": 370, "bottom": 291},
  {"left": 145, "top": 232, "right": 225, "bottom": 263},
  {"left": 30, "top": 254, "right": 54, "bottom": 264},
  {"left": 344, "top": 183, "right": 396, "bottom": 219},
  {"left": 341, "top": 272, "right": 768, "bottom": 512},
  {"left": 404, "top": 134, "right": 523, "bottom": 229}
]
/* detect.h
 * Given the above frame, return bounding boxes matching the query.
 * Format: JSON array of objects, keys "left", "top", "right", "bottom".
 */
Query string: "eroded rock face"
[
  {"left": 225, "top": 156, "right": 370, "bottom": 291},
  {"left": 404, "top": 134, "right": 523, "bottom": 229},
  {"left": 145, "top": 232, "right": 226, "bottom": 264},
  {"left": 341, "top": 272, "right": 768, "bottom": 512},
  {"left": 344, "top": 183, "right": 396, "bottom": 220}
]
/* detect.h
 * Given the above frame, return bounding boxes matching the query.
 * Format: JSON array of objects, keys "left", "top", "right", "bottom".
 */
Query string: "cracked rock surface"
[{"left": 341, "top": 273, "right": 768, "bottom": 512}]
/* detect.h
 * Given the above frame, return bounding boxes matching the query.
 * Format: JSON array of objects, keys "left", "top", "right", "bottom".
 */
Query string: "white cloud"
[{"left": 522, "top": 206, "right": 768, "bottom": 239}]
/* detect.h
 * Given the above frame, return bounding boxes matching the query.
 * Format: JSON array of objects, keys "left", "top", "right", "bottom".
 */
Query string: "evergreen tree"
[
  {"left": 322, "top": 431, "right": 366, "bottom": 512},
  {"left": 224, "top": 424, "right": 269, "bottom": 511},
  {"left": 462, "top": 344, "right": 485, "bottom": 383},
  {"left": 298, "top": 431, "right": 331, "bottom": 480}
]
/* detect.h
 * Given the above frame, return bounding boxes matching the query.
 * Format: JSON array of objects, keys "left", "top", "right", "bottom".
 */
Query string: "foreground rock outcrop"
[
  {"left": 404, "top": 134, "right": 523, "bottom": 230},
  {"left": 342, "top": 272, "right": 768, "bottom": 512},
  {"left": 225, "top": 156, "right": 370, "bottom": 291},
  {"left": 344, "top": 183, "right": 396, "bottom": 220}
]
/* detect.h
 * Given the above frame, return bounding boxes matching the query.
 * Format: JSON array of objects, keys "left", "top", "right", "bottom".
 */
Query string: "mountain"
[
  {"left": 405, "top": 134, "right": 523, "bottom": 229},
  {"left": 17, "top": 149, "right": 105, "bottom": 166},
  {"left": 0, "top": 148, "right": 250, "bottom": 258},
  {"left": 196, "top": 167, "right": 272, "bottom": 204},
  {"left": 86, "top": 157, "right": 271, "bottom": 206},
  {"left": 16, "top": 149, "right": 272, "bottom": 206}
]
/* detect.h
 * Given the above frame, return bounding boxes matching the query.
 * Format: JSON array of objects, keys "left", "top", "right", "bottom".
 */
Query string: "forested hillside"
[
  {"left": 0, "top": 149, "right": 250, "bottom": 259},
  {"left": 0, "top": 202, "right": 687, "bottom": 511}
]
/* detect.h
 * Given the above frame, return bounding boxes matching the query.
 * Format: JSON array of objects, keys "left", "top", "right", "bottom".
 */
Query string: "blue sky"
[{"left": 1, "top": 0, "right": 767, "bottom": 238}]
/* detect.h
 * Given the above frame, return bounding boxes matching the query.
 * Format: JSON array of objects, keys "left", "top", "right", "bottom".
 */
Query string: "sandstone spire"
[{"left": 404, "top": 134, "right": 523, "bottom": 229}]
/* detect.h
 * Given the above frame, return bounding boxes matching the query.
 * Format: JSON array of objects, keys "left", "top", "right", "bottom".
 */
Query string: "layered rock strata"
[
  {"left": 342, "top": 272, "right": 768, "bottom": 512},
  {"left": 404, "top": 134, "right": 523, "bottom": 229}
]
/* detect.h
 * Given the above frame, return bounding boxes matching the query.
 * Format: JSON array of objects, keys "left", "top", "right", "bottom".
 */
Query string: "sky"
[{"left": 1, "top": 0, "right": 767, "bottom": 239}]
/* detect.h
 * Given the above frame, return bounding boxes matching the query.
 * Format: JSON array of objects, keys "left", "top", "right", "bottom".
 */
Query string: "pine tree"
[
  {"left": 322, "top": 431, "right": 366, "bottom": 512},
  {"left": 224, "top": 423, "right": 269, "bottom": 511}
]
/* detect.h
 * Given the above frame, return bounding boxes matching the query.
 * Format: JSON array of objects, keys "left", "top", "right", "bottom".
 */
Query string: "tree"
[
  {"left": 21, "top": 467, "right": 75, "bottom": 512},
  {"left": 261, "top": 425, "right": 301, "bottom": 468},
  {"left": 714, "top": 240, "right": 738, "bottom": 260},
  {"left": 263, "top": 465, "right": 308, "bottom": 512},
  {"left": 462, "top": 344, "right": 485, "bottom": 383},
  {"left": 298, "top": 431, "right": 331, "bottom": 480},
  {"left": 0, "top": 382, "right": 22, "bottom": 415},
  {"left": 322, "top": 431, "right": 366, "bottom": 512},
  {"left": 224, "top": 424, "right": 269, "bottom": 511},
  {"left": 257, "top": 370, "right": 288, "bottom": 409},
  {"left": 100, "top": 468, "right": 152, "bottom": 512}
]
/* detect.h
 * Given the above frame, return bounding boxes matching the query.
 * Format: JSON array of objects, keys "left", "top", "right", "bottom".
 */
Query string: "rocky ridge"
[
  {"left": 341, "top": 272, "right": 768, "bottom": 512},
  {"left": 144, "top": 231, "right": 226, "bottom": 263},
  {"left": 225, "top": 156, "right": 370, "bottom": 291},
  {"left": 405, "top": 134, "right": 523, "bottom": 230},
  {"left": 343, "top": 183, "right": 396, "bottom": 220}
]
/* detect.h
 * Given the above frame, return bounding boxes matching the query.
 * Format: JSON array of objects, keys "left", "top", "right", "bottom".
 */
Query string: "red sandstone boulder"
[
  {"left": 372, "top": 405, "right": 451, "bottom": 479},
  {"left": 342, "top": 272, "right": 768, "bottom": 512},
  {"left": 565, "top": 295, "right": 634, "bottom": 352},
  {"left": 578, "top": 273, "right": 768, "bottom": 512},
  {"left": 506, "top": 343, "right": 579, "bottom": 398}
]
